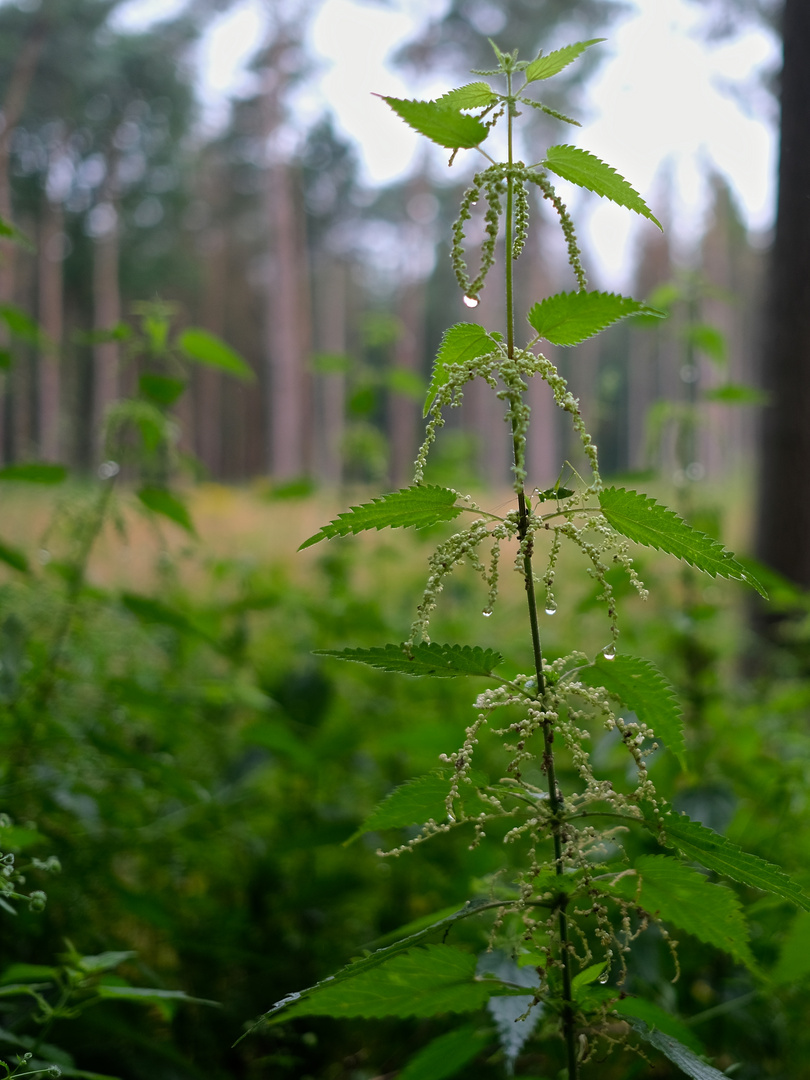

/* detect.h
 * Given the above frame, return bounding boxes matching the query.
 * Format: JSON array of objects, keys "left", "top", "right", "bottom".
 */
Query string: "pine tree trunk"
[
  {"left": 389, "top": 279, "right": 426, "bottom": 487},
  {"left": 0, "top": 20, "right": 46, "bottom": 463},
  {"left": 38, "top": 197, "right": 63, "bottom": 461},
  {"left": 754, "top": 0, "right": 810, "bottom": 587},
  {"left": 92, "top": 209, "right": 121, "bottom": 457}
]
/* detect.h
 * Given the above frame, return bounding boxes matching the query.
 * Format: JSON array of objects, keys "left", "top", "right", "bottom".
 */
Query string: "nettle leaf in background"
[
  {"left": 380, "top": 97, "right": 489, "bottom": 149},
  {"left": 424, "top": 322, "right": 499, "bottom": 416},
  {"left": 0, "top": 539, "right": 29, "bottom": 574},
  {"left": 267, "top": 945, "right": 523, "bottom": 1022},
  {"left": 577, "top": 655, "right": 686, "bottom": 769},
  {"left": 772, "top": 911, "right": 810, "bottom": 985},
  {"left": 346, "top": 770, "right": 494, "bottom": 843},
  {"left": 178, "top": 328, "right": 254, "bottom": 381},
  {"left": 599, "top": 487, "right": 767, "bottom": 597},
  {"left": 397, "top": 1025, "right": 490, "bottom": 1080},
  {"left": 527, "top": 291, "right": 664, "bottom": 347},
  {"left": 478, "top": 951, "right": 542, "bottom": 1071},
  {"left": 0, "top": 462, "right": 68, "bottom": 484},
  {"left": 610, "top": 856, "right": 756, "bottom": 970},
  {"left": 543, "top": 145, "right": 662, "bottom": 229},
  {"left": 0, "top": 303, "right": 44, "bottom": 345},
  {"left": 0, "top": 215, "right": 34, "bottom": 252},
  {"left": 136, "top": 487, "right": 196, "bottom": 535},
  {"left": 437, "top": 82, "right": 498, "bottom": 109},
  {"left": 614, "top": 998, "right": 705, "bottom": 1056},
  {"left": 139, "top": 373, "right": 186, "bottom": 407},
  {"left": 627, "top": 1018, "right": 728, "bottom": 1080},
  {"left": 315, "top": 642, "right": 504, "bottom": 677},
  {"left": 524, "top": 38, "right": 605, "bottom": 83},
  {"left": 347, "top": 773, "right": 454, "bottom": 841},
  {"left": 299, "top": 485, "right": 463, "bottom": 549},
  {"left": 703, "top": 383, "right": 768, "bottom": 406},
  {"left": 645, "top": 806, "right": 810, "bottom": 910}
]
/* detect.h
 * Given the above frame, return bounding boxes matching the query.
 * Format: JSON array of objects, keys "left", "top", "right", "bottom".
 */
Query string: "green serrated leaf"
[
  {"left": 347, "top": 773, "right": 452, "bottom": 842},
  {"left": 524, "top": 39, "right": 605, "bottom": 83},
  {"left": 599, "top": 487, "right": 767, "bottom": 597},
  {"left": 381, "top": 97, "right": 488, "bottom": 149},
  {"left": 437, "top": 82, "right": 498, "bottom": 109},
  {"left": 611, "top": 856, "right": 756, "bottom": 969},
  {"left": 627, "top": 1017, "right": 728, "bottom": 1079},
  {"left": 314, "top": 642, "right": 504, "bottom": 678},
  {"left": 571, "top": 962, "right": 607, "bottom": 996},
  {"left": 614, "top": 998, "right": 705, "bottom": 1056},
  {"left": 543, "top": 145, "right": 662, "bottom": 229},
  {"left": 424, "top": 323, "right": 498, "bottom": 416},
  {"left": 0, "top": 463, "right": 67, "bottom": 485},
  {"left": 0, "top": 539, "right": 29, "bottom": 573},
  {"left": 136, "top": 487, "right": 196, "bottom": 535},
  {"left": 577, "top": 655, "right": 686, "bottom": 769},
  {"left": 644, "top": 805, "right": 810, "bottom": 910},
  {"left": 299, "top": 486, "right": 463, "bottom": 549},
  {"left": 270, "top": 944, "right": 522, "bottom": 1022},
  {"left": 178, "top": 329, "right": 254, "bottom": 381},
  {"left": 527, "top": 291, "right": 664, "bottom": 347},
  {"left": 400, "top": 1026, "right": 489, "bottom": 1080}
]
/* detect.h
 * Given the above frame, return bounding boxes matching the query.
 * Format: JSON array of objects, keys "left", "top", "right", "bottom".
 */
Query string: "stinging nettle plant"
[{"left": 247, "top": 38, "right": 807, "bottom": 1079}]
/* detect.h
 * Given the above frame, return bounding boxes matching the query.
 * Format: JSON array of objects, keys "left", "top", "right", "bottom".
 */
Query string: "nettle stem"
[{"left": 505, "top": 88, "right": 579, "bottom": 1080}]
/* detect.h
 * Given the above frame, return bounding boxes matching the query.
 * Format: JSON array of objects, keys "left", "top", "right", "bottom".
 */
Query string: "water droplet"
[
  {"left": 482, "top": 608, "right": 493, "bottom": 617},
  {"left": 38, "top": 548, "right": 51, "bottom": 565},
  {"left": 602, "top": 644, "right": 616, "bottom": 661},
  {"left": 545, "top": 600, "right": 557, "bottom": 616},
  {"left": 463, "top": 295, "right": 479, "bottom": 308},
  {"left": 598, "top": 968, "right": 609, "bottom": 984},
  {"left": 98, "top": 460, "right": 120, "bottom": 480}
]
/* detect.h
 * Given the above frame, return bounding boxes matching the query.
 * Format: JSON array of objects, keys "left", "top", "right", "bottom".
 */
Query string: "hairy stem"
[{"left": 504, "top": 87, "right": 578, "bottom": 1080}]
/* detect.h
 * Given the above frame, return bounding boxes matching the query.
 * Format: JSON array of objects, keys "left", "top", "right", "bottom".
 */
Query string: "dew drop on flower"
[
  {"left": 482, "top": 608, "right": 493, "bottom": 617},
  {"left": 602, "top": 644, "right": 616, "bottom": 661},
  {"left": 545, "top": 600, "right": 557, "bottom": 615},
  {"left": 598, "top": 969, "right": 609, "bottom": 984},
  {"left": 463, "top": 295, "right": 479, "bottom": 308}
]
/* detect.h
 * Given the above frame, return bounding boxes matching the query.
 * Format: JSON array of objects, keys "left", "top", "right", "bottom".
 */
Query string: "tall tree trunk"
[
  {"left": 38, "top": 196, "right": 63, "bottom": 461},
  {"left": 314, "top": 256, "right": 347, "bottom": 487},
  {"left": 389, "top": 278, "right": 426, "bottom": 487},
  {"left": 264, "top": 156, "right": 312, "bottom": 479},
  {"left": 754, "top": 0, "right": 810, "bottom": 587},
  {"left": 92, "top": 208, "right": 120, "bottom": 457},
  {"left": 0, "top": 19, "right": 46, "bottom": 463},
  {"left": 261, "top": 40, "right": 313, "bottom": 479},
  {"left": 195, "top": 221, "right": 227, "bottom": 477}
]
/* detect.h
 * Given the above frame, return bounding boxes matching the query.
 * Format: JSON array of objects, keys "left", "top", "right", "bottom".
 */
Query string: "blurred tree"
[
  {"left": 752, "top": 0, "right": 810, "bottom": 591},
  {"left": 0, "top": 1, "right": 199, "bottom": 466}
]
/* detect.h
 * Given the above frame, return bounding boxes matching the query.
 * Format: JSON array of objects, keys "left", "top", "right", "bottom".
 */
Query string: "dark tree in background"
[{"left": 754, "top": 0, "right": 810, "bottom": 589}]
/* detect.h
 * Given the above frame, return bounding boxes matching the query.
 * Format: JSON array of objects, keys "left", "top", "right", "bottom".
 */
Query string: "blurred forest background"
[
  {"left": 3, "top": 1, "right": 810, "bottom": 1079},
  {"left": 0, "top": 0, "right": 782, "bottom": 492}
]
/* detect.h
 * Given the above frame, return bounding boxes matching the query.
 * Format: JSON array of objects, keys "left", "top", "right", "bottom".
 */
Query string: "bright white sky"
[{"left": 113, "top": 0, "right": 779, "bottom": 285}]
